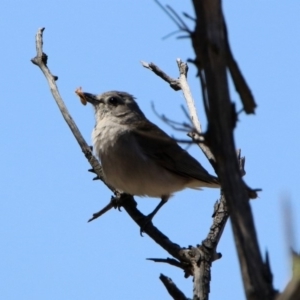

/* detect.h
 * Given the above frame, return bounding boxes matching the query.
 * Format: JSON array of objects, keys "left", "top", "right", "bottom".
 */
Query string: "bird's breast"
[{"left": 91, "top": 122, "right": 188, "bottom": 197}]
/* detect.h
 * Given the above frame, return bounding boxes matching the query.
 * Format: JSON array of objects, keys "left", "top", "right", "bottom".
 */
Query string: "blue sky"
[{"left": 1, "top": 1, "right": 300, "bottom": 299}]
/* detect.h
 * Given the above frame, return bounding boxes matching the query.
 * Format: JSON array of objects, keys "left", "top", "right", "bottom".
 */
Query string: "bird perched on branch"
[{"left": 76, "top": 89, "right": 219, "bottom": 231}]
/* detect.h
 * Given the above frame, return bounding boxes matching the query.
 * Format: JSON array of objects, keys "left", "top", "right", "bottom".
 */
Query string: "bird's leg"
[
  {"left": 147, "top": 195, "right": 169, "bottom": 220},
  {"left": 140, "top": 195, "right": 169, "bottom": 235}
]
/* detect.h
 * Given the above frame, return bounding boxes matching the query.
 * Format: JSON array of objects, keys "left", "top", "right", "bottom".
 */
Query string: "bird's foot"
[
  {"left": 112, "top": 191, "right": 124, "bottom": 211},
  {"left": 139, "top": 196, "right": 169, "bottom": 236}
]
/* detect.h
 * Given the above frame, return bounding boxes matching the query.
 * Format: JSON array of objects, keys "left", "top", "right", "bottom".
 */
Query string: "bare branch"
[
  {"left": 176, "top": 60, "right": 200, "bottom": 132},
  {"left": 182, "top": 12, "right": 195, "bottom": 22},
  {"left": 202, "top": 194, "right": 228, "bottom": 257},
  {"left": 162, "top": 29, "right": 182, "bottom": 40},
  {"left": 87, "top": 196, "right": 118, "bottom": 222},
  {"left": 191, "top": 1, "right": 276, "bottom": 298},
  {"left": 223, "top": 16, "right": 257, "bottom": 114},
  {"left": 31, "top": 28, "right": 113, "bottom": 194},
  {"left": 187, "top": 132, "right": 205, "bottom": 144},
  {"left": 141, "top": 61, "right": 181, "bottom": 90},
  {"left": 151, "top": 102, "right": 194, "bottom": 132},
  {"left": 175, "top": 59, "right": 216, "bottom": 165},
  {"left": 159, "top": 274, "right": 190, "bottom": 300},
  {"left": 165, "top": 5, "right": 191, "bottom": 33},
  {"left": 187, "top": 152, "right": 246, "bottom": 299},
  {"left": 179, "top": 246, "right": 211, "bottom": 300},
  {"left": 147, "top": 258, "right": 186, "bottom": 270},
  {"left": 154, "top": 0, "right": 191, "bottom": 35}
]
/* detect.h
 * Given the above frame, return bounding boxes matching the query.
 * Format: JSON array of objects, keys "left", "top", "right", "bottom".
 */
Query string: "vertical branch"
[
  {"left": 191, "top": 1, "right": 276, "bottom": 299},
  {"left": 176, "top": 59, "right": 216, "bottom": 164},
  {"left": 176, "top": 59, "right": 202, "bottom": 133}
]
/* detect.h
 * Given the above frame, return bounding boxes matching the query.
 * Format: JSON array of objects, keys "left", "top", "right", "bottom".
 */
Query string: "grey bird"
[{"left": 79, "top": 90, "right": 220, "bottom": 229}]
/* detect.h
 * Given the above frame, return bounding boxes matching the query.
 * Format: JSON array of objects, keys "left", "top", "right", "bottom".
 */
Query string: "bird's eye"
[{"left": 108, "top": 97, "right": 118, "bottom": 105}]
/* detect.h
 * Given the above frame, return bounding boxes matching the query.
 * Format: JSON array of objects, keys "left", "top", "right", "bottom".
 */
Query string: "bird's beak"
[
  {"left": 82, "top": 93, "right": 100, "bottom": 106},
  {"left": 75, "top": 88, "right": 101, "bottom": 106}
]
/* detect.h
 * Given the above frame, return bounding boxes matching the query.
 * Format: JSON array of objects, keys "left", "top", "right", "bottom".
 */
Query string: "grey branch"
[
  {"left": 189, "top": 151, "right": 247, "bottom": 299},
  {"left": 31, "top": 28, "right": 112, "bottom": 192},
  {"left": 141, "top": 61, "right": 181, "bottom": 90},
  {"left": 175, "top": 59, "right": 216, "bottom": 164}
]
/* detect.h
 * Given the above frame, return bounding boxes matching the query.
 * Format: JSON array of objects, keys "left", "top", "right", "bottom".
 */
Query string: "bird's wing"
[{"left": 131, "top": 120, "right": 219, "bottom": 185}]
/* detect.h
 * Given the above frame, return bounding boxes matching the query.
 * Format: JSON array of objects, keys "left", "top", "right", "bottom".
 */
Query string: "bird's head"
[{"left": 76, "top": 89, "right": 145, "bottom": 123}]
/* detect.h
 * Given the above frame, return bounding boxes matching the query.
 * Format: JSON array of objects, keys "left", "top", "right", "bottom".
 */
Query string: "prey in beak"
[{"left": 75, "top": 87, "right": 100, "bottom": 106}]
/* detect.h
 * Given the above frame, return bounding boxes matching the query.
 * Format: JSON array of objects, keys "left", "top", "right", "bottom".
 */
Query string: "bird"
[{"left": 76, "top": 89, "right": 220, "bottom": 230}]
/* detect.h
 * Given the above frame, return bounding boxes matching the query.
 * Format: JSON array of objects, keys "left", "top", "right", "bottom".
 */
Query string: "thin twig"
[
  {"left": 154, "top": 0, "right": 191, "bottom": 35},
  {"left": 182, "top": 12, "right": 195, "bottom": 22},
  {"left": 151, "top": 102, "right": 194, "bottom": 132},
  {"left": 141, "top": 61, "right": 181, "bottom": 90},
  {"left": 147, "top": 258, "right": 186, "bottom": 270},
  {"left": 166, "top": 5, "right": 191, "bottom": 33},
  {"left": 87, "top": 197, "right": 118, "bottom": 222}
]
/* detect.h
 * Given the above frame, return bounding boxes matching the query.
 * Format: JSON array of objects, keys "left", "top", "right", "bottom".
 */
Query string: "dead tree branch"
[
  {"left": 31, "top": 28, "right": 112, "bottom": 192},
  {"left": 160, "top": 274, "right": 190, "bottom": 300},
  {"left": 190, "top": 1, "right": 276, "bottom": 299},
  {"left": 141, "top": 61, "right": 181, "bottom": 90}
]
